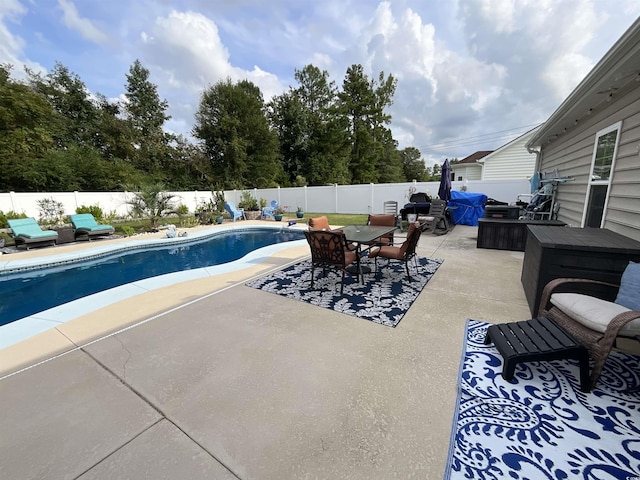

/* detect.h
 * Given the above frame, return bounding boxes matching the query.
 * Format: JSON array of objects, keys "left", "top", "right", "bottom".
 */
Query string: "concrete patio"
[{"left": 0, "top": 224, "right": 533, "bottom": 479}]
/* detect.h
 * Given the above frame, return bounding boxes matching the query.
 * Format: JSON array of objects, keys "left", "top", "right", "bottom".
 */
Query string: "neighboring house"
[
  {"left": 451, "top": 151, "right": 492, "bottom": 181},
  {"left": 526, "top": 17, "right": 640, "bottom": 242},
  {"left": 478, "top": 126, "right": 541, "bottom": 180}
]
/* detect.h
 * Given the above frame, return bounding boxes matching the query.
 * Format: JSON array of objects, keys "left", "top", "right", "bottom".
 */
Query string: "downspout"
[
  {"left": 527, "top": 144, "right": 541, "bottom": 173},
  {"left": 527, "top": 143, "right": 542, "bottom": 194}
]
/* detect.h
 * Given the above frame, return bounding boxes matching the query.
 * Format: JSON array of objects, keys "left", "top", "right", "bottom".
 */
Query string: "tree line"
[{"left": 0, "top": 60, "right": 439, "bottom": 193}]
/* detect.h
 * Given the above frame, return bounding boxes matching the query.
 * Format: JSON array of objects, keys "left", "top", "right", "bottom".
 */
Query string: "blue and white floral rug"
[
  {"left": 445, "top": 319, "right": 640, "bottom": 480},
  {"left": 246, "top": 257, "right": 443, "bottom": 327}
]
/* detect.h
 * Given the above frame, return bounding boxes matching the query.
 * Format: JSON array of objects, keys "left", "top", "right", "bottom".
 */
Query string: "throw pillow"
[{"left": 615, "top": 261, "right": 640, "bottom": 310}]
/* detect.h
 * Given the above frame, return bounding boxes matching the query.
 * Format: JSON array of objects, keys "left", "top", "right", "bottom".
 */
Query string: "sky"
[{"left": 1, "top": 0, "right": 639, "bottom": 168}]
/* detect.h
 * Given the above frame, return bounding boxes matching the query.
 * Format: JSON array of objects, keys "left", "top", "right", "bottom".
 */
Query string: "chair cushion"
[
  {"left": 550, "top": 293, "right": 640, "bottom": 336},
  {"left": 308, "top": 216, "right": 330, "bottom": 230},
  {"left": 615, "top": 261, "right": 640, "bottom": 310},
  {"left": 368, "top": 245, "right": 402, "bottom": 259},
  {"left": 70, "top": 214, "right": 99, "bottom": 228}
]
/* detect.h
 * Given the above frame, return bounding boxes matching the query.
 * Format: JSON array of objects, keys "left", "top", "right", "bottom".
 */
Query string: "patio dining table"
[{"left": 340, "top": 224, "right": 398, "bottom": 276}]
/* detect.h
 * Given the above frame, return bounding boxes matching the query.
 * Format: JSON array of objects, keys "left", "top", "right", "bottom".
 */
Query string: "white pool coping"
[{"left": 0, "top": 224, "right": 308, "bottom": 351}]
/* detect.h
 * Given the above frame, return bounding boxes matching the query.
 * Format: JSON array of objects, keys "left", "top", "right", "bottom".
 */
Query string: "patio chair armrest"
[
  {"left": 602, "top": 310, "right": 640, "bottom": 346},
  {"left": 537, "top": 277, "right": 620, "bottom": 317}
]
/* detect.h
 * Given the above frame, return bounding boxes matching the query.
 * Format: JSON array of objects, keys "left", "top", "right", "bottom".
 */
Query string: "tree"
[
  {"left": 193, "top": 78, "right": 280, "bottom": 189},
  {"left": 26, "top": 62, "right": 99, "bottom": 149},
  {"left": 294, "top": 65, "right": 350, "bottom": 185},
  {"left": 124, "top": 60, "right": 171, "bottom": 172},
  {"left": 401, "top": 147, "right": 428, "bottom": 181},
  {"left": 125, "top": 181, "right": 178, "bottom": 229},
  {"left": 0, "top": 64, "right": 63, "bottom": 191},
  {"left": 339, "top": 65, "right": 397, "bottom": 184}
]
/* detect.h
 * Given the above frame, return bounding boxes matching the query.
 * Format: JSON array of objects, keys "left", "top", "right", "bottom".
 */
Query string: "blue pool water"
[{"left": 0, "top": 227, "right": 304, "bottom": 326}]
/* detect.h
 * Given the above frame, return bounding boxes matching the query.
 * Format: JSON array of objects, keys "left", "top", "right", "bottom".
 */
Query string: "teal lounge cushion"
[
  {"left": 8, "top": 218, "right": 58, "bottom": 239},
  {"left": 84, "top": 225, "right": 113, "bottom": 232},
  {"left": 70, "top": 214, "right": 113, "bottom": 233},
  {"left": 70, "top": 214, "right": 98, "bottom": 228},
  {"left": 615, "top": 261, "right": 640, "bottom": 310}
]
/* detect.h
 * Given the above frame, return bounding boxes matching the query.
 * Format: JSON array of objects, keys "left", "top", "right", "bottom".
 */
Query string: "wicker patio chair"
[{"left": 537, "top": 277, "right": 640, "bottom": 391}]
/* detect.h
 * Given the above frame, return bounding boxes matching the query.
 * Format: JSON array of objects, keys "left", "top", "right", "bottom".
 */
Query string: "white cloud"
[
  {"left": 0, "top": 1, "right": 46, "bottom": 79},
  {"left": 57, "top": 0, "right": 110, "bottom": 46},
  {"left": 0, "top": 1, "right": 26, "bottom": 69}
]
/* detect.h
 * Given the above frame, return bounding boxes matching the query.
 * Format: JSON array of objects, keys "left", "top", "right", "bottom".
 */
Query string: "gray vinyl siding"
[{"left": 538, "top": 85, "right": 640, "bottom": 241}]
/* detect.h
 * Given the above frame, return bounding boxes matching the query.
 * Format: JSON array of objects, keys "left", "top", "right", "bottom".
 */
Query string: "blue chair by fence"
[
  {"left": 262, "top": 200, "right": 279, "bottom": 220},
  {"left": 225, "top": 201, "right": 246, "bottom": 222}
]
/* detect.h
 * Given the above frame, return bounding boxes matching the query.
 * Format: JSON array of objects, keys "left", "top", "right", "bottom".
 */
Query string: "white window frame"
[{"left": 581, "top": 121, "right": 622, "bottom": 228}]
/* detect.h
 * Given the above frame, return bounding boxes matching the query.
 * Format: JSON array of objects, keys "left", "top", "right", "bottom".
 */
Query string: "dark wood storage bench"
[
  {"left": 477, "top": 218, "right": 565, "bottom": 251},
  {"left": 484, "top": 317, "right": 590, "bottom": 392},
  {"left": 521, "top": 226, "right": 640, "bottom": 316}
]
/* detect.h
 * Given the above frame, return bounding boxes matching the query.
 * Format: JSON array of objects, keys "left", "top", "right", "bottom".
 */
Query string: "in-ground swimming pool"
[{"left": 0, "top": 227, "right": 304, "bottom": 326}]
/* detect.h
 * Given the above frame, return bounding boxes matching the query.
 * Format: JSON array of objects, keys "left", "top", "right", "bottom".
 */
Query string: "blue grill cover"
[{"left": 449, "top": 191, "right": 488, "bottom": 226}]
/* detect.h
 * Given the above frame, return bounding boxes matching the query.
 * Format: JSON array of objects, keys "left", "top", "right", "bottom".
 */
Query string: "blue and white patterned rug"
[
  {"left": 445, "top": 319, "right": 640, "bottom": 480},
  {"left": 246, "top": 257, "right": 443, "bottom": 327}
]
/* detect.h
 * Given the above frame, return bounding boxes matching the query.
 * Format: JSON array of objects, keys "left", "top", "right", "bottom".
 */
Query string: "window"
[{"left": 582, "top": 122, "right": 621, "bottom": 227}]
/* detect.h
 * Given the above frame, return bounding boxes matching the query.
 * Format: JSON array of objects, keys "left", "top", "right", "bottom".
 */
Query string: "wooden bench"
[{"left": 484, "top": 317, "right": 591, "bottom": 392}]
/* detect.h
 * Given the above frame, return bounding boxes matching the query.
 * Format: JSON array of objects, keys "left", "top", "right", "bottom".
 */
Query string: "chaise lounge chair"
[
  {"left": 69, "top": 213, "right": 115, "bottom": 241},
  {"left": 7, "top": 218, "right": 58, "bottom": 250}
]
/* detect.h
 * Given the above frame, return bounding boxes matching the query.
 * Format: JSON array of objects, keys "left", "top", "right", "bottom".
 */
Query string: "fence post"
[
  {"left": 303, "top": 185, "right": 307, "bottom": 212},
  {"left": 369, "top": 183, "right": 374, "bottom": 214}
]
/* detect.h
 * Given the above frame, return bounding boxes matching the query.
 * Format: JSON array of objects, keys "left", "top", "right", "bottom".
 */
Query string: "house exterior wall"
[
  {"left": 537, "top": 84, "right": 640, "bottom": 241},
  {"left": 451, "top": 164, "right": 482, "bottom": 181},
  {"left": 481, "top": 131, "right": 537, "bottom": 180}
]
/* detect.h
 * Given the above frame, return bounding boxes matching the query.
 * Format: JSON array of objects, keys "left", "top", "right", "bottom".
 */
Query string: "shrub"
[
  {"left": 176, "top": 204, "right": 189, "bottom": 216},
  {"left": 125, "top": 182, "right": 178, "bottom": 230},
  {"left": 37, "top": 197, "right": 65, "bottom": 227},
  {"left": 120, "top": 226, "right": 135, "bottom": 237},
  {"left": 238, "top": 190, "right": 259, "bottom": 211},
  {"left": 0, "top": 210, "right": 27, "bottom": 229},
  {"left": 76, "top": 204, "right": 104, "bottom": 222}
]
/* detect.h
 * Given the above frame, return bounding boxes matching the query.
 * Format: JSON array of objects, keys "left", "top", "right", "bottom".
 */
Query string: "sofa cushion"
[
  {"left": 615, "top": 261, "right": 640, "bottom": 310},
  {"left": 551, "top": 293, "right": 640, "bottom": 336}
]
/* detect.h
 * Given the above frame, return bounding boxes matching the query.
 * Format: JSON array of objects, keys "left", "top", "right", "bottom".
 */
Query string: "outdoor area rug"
[
  {"left": 246, "top": 257, "right": 443, "bottom": 327},
  {"left": 444, "top": 319, "right": 640, "bottom": 480}
]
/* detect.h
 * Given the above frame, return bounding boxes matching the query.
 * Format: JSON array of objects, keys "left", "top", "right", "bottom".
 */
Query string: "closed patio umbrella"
[{"left": 438, "top": 159, "right": 452, "bottom": 201}]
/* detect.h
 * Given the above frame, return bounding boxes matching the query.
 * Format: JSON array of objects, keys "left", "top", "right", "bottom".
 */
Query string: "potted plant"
[
  {"left": 296, "top": 206, "right": 304, "bottom": 219},
  {"left": 238, "top": 191, "right": 261, "bottom": 220},
  {"left": 274, "top": 206, "right": 286, "bottom": 222}
]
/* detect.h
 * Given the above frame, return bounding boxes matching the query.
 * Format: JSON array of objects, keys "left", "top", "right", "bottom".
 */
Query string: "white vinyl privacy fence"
[{"left": 0, "top": 179, "right": 531, "bottom": 219}]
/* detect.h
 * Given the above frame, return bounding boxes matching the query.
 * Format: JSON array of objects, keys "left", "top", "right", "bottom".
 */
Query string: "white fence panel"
[{"left": 1, "top": 179, "right": 532, "bottom": 219}]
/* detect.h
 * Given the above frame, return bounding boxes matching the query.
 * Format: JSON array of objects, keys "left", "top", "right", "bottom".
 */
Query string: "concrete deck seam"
[
  {"left": 72, "top": 417, "right": 165, "bottom": 479},
  {"left": 83, "top": 344, "right": 244, "bottom": 480}
]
